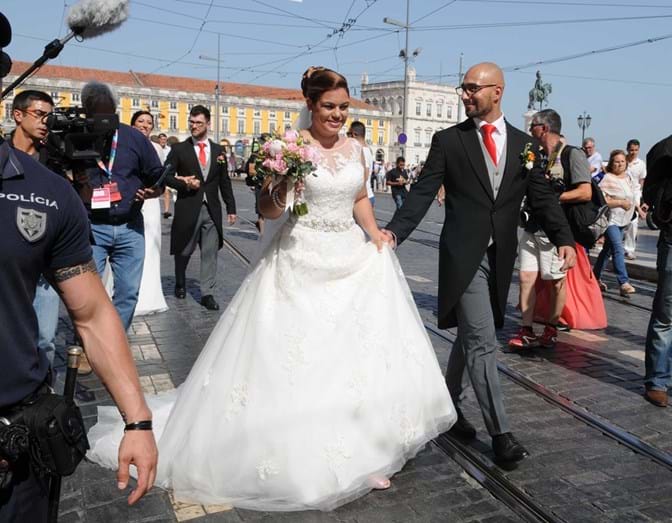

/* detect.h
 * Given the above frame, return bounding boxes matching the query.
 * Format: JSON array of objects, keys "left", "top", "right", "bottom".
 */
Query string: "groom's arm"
[{"left": 386, "top": 133, "right": 446, "bottom": 245}]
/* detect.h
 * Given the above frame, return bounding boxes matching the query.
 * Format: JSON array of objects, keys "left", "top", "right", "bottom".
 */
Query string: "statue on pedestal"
[{"left": 527, "top": 70, "right": 552, "bottom": 111}]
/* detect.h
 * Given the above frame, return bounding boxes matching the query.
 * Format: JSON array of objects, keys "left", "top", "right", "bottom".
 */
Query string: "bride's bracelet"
[{"left": 271, "top": 189, "right": 285, "bottom": 210}]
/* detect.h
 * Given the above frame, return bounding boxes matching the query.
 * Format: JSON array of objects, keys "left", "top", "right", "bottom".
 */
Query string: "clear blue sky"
[{"left": 3, "top": 0, "right": 671, "bottom": 155}]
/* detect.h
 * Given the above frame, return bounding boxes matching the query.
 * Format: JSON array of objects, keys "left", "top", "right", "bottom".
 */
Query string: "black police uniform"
[{"left": 0, "top": 138, "right": 92, "bottom": 522}]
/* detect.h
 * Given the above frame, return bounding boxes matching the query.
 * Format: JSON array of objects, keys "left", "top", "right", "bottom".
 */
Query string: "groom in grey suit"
[
  {"left": 166, "top": 105, "right": 237, "bottom": 310},
  {"left": 385, "top": 63, "right": 575, "bottom": 464}
]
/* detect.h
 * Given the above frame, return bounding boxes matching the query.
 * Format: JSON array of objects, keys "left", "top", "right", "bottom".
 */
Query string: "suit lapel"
[
  {"left": 495, "top": 122, "right": 524, "bottom": 201},
  {"left": 458, "top": 120, "right": 494, "bottom": 202}
]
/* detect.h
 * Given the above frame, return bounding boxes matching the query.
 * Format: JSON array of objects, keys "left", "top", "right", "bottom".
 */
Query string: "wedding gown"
[
  {"left": 87, "top": 138, "right": 456, "bottom": 511},
  {"left": 134, "top": 197, "right": 168, "bottom": 316}
]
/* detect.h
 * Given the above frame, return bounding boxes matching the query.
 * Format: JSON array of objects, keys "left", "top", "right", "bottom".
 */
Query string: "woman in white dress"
[
  {"left": 130, "top": 110, "right": 169, "bottom": 316},
  {"left": 88, "top": 68, "right": 455, "bottom": 511}
]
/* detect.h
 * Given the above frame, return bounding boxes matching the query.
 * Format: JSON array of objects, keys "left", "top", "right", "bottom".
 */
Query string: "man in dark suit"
[
  {"left": 166, "top": 105, "right": 236, "bottom": 310},
  {"left": 385, "top": 62, "right": 576, "bottom": 464}
]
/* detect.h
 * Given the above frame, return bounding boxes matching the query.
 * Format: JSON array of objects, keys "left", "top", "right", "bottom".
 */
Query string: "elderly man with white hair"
[{"left": 79, "top": 81, "right": 164, "bottom": 330}]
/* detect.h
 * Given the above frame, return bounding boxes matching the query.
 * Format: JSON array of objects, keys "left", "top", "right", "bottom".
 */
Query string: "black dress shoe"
[
  {"left": 449, "top": 409, "right": 477, "bottom": 440},
  {"left": 163, "top": 212, "right": 172, "bottom": 219},
  {"left": 174, "top": 286, "right": 186, "bottom": 299},
  {"left": 200, "top": 295, "right": 220, "bottom": 311},
  {"left": 492, "top": 433, "right": 529, "bottom": 463}
]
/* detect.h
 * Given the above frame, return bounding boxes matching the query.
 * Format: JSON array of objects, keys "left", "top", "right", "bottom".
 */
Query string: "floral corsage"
[
  {"left": 520, "top": 143, "right": 536, "bottom": 171},
  {"left": 216, "top": 154, "right": 227, "bottom": 166}
]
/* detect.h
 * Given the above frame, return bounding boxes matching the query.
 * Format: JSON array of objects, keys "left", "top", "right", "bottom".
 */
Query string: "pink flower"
[
  {"left": 287, "top": 143, "right": 300, "bottom": 153},
  {"left": 283, "top": 130, "right": 299, "bottom": 143},
  {"left": 271, "top": 158, "right": 288, "bottom": 174},
  {"left": 262, "top": 158, "right": 273, "bottom": 170},
  {"left": 262, "top": 141, "right": 272, "bottom": 153},
  {"left": 300, "top": 145, "right": 319, "bottom": 163}
]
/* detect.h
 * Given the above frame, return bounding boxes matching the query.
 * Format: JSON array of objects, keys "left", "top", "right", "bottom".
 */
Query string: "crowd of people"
[{"left": 2, "top": 16, "right": 672, "bottom": 519}]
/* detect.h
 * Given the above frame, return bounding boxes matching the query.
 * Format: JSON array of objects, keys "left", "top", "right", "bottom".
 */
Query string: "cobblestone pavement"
[{"left": 53, "top": 182, "right": 672, "bottom": 522}]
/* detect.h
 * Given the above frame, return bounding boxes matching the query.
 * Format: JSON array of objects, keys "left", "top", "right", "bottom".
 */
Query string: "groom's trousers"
[
  {"left": 445, "top": 247, "right": 510, "bottom": 436},
  {"left": 175, "top": 203, "right": 219, "bottom": 296}
]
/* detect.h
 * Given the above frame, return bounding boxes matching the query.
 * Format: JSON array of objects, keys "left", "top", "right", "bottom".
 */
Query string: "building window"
[
  {"left": 253, "top": 120, "right": 261, "bottom": 135},
  {"left": 366, "top": 119, "right": 372, "bottom": 126},
  {"left": 426, "top": 103, "right": 432, "bottom": 117},
  {"left": 285, "top": 123, "right": 292, "bottom": 130},
  {"left": 253, "top": 109, "right": 261, "bottom": 117},
  {"left": 378, "top": 134, "right": 384, "bottom": 146},
  {"left": 131, "top": 98, "right": 140, "bottom": 108},
  {"left": 187, "top": 103, "right": 194, "bottom": 110},
  {"left": 415, "top": 102, "right": 421, "bottom": 116},
  {"left": 437, "top": 103, "right": 443, "bottom": 118},
  {"left": 414, "top": 130, "right": 421, "bottom": 146},
  {"left": 151, "top": 100, "right": 159, "bottom": 109},
  {"left": 446, "top": 105, "right": 453, "bottom": 119},
  {"left": 222, "top": 118, "right": 228, "bottom": 133},
  {"left": 379, "top": 119, "right": 385, "bottom": 126},
  {"left": 269, "top": 121, "right": 276, "bottom": 134},
  {"left": 284, "top": 111, "right": 291, "bottom": 119},
  {"left": 50, "top": 92, "right": 59, "bottom": 102},
  {"left": 238, "top": 119, "right": 245, "bottom": 134},
  {"left": 4, "top": 104, "right": 12, "bottom": 120},
  {"left": 170, "top": 101, "right": 177, "bottom": 110},
  {"left": 71, "top": 92, "right": 80, "bottom": 103},
  {"left": 222, "top": 106, "right": 229, "bottom": 114},
  {"left": 269, "top": 111, "right": 276, "bottom": 119},
  {"left": 169, "top": 115, "right": 177, "bottom": 130},
  {"left": 425, "top": 130, "right": 432, "bottom": 146}
]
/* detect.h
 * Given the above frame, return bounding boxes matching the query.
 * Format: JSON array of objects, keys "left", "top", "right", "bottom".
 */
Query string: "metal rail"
[{"left": 425, "top": 323, "right": 672, "bottom": 473}]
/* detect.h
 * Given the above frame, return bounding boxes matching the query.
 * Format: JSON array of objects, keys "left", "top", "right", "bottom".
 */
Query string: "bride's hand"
[
  {"left": 294, "top": 180, "right": 305, "bottom": 193},
  {"left": 371, "top": 229, "right": 393, "bottom": 252}
]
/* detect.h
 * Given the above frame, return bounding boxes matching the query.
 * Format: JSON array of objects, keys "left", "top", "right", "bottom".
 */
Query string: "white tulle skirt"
[
  {"left": 134, "top": 198, "right": 168, "bottom": 316},
  {"left": 87, "top": 220, "right": 456, "bottom": 511}
]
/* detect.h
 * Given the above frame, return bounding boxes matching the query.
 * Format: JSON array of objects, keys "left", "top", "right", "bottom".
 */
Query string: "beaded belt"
[{"left": 292, "top": 217, "right": 355, "bottom": 232}]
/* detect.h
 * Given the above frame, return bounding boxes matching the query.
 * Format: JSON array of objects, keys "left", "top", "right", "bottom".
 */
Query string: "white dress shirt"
[{"left": 474, "top": 114, "right": 507, "bottom": 164}]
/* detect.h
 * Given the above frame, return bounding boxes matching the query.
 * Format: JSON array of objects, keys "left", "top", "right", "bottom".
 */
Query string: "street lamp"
[
  {"left": 384, "top": 0, "right": 411, "bottom": 156},
  {"left": 577, "top": 111, "right": 591, "bottom": 143},
  {"left": 199, "top": 33, "right": 222, "bottom": 143}
]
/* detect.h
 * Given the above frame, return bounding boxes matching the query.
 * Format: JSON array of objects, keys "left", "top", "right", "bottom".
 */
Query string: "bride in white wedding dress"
[{"left": 87, "top": 67, "right": 456, "bottom": 512}]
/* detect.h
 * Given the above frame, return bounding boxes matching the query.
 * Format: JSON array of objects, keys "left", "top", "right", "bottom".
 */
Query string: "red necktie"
[
  {"left": 481, "top": 124, "right": 497, "bottom": 165},
  {"left": 198, "top": 142, "right": 207, "bottom": 168}
]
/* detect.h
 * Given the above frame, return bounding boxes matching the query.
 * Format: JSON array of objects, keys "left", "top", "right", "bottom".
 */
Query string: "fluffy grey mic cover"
[{"left": 67, "top": 0, "right": 129, "bottom": 39}]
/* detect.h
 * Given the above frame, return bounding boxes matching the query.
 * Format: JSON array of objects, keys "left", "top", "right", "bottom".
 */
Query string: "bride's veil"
[{"left": 249, "top": 106, "right": 311, "bottom": 265}]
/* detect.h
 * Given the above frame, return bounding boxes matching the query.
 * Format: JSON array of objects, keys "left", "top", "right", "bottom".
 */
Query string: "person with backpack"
[{"left": 509, "top": 109, "right": 603, "bottom": 350}]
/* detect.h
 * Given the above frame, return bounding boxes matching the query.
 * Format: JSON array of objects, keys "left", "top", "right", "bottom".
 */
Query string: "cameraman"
[
  {"left": 78, "top": 81, "right": 163, "bottom": 331},
  {"left": 643, "top": 133, "right": 672, "bottom": 408},
  {"left": 509, "top": 109, "right": 591, "bottom": 350},
  {"left": 8, "top": 90, "right": 60, "bottom": 365},
  {"left": 0, "top": 15, "right": 158, "bottom": 520}
]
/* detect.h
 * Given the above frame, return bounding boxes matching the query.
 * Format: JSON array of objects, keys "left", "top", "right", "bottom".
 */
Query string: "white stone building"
[{"left": 360, "top": 68, "right": 461, "bottom": 165}]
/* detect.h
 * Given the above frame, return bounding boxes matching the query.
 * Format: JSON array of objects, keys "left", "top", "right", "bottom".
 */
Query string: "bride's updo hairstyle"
[{"left": 301, "top": 66, "right": 349, "bottom": 103}]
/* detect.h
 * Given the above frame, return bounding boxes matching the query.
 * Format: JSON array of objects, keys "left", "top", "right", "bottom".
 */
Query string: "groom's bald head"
[{"left": 460, "top": 62, "right": 505, "bottom": 122}]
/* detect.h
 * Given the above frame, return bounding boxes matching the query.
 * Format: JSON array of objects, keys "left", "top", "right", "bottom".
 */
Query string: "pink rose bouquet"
[{"left": 255, "top": 130, "right": 319, "bottom": 216}]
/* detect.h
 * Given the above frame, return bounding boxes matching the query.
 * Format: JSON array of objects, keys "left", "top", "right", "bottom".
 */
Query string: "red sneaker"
[
  {"left": 508, "top": 326, "right": 539, "bottom": 349},
  {"left": 539, "top": 325, "right": 558, "bottom": 348}
]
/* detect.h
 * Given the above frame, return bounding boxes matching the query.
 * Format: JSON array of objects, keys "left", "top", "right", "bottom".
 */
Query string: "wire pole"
[{"left": 401, "top": 0, "right": 410, "bottom": 158}]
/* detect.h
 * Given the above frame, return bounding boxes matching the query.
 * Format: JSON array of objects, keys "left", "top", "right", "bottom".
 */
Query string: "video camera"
[{"left": 43, "top": 107, "right": 118, "bottom": 173}]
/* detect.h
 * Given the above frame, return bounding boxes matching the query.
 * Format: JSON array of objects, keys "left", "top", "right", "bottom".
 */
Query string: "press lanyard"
[{"left": 96, "top": 130, "right": 118, "bottom": 180}]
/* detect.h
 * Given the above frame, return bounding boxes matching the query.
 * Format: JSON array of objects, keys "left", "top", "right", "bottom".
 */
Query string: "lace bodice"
[{"left": 290, "top": 138, "right": 365, "bottom": 232}]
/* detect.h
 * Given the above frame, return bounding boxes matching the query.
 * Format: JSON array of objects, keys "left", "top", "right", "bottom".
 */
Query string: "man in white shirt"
[
  {"left": 624, "top": 138, "right": 647, "bottom": 259},
  {"left": 583, "top": 137, "right": 603, "bottom": 181},
  {"left": 348, "top": 121, "right": 375, "bottom": 206}
]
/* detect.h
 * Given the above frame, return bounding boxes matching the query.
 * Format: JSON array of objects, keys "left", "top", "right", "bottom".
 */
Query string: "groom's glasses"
[{"left": 455, "top": 83, "right": 497, "bottom": 96}]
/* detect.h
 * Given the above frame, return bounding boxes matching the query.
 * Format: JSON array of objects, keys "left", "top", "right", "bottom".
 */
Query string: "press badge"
[
  {"left": 91, "top": 186, "right": 111, "bottom": 209},
  {"left": 106, "top": 182, "right": 122, "bottom": 203}
]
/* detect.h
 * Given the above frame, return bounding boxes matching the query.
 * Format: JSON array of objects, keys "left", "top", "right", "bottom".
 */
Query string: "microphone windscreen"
[{"left": 67, "top": 0, "right": 129, "bottom": 40}]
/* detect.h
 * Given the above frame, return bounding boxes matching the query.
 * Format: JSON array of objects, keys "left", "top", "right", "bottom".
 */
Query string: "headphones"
[{"left": 0, "top": 12, "right": 12, "bottom": 79}]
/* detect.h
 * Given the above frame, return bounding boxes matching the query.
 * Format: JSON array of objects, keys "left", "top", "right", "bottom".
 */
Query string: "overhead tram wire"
[
  {"left": 147, "top": 0, "right": 216, "bottom": 74},
  {"left": 411, "top": 13, "right": 672, "bottom": 31},
  {"left": 411, "top": 1, "right": 458, "bottom": 25},
  {"left": 454, "top": 0, "right": 672, "bottom": 9}
]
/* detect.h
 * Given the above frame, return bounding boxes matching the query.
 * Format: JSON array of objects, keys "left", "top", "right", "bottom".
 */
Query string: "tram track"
[{"left": 220, "top": 220, "right": 672, "bottom": 523}]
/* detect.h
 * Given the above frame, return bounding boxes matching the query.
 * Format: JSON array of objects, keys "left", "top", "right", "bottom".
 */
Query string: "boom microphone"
[
  {"left": 1, "top": 0, "right": 129, "bottom": 99},
  {"left": 67, "top": 0, "right": 129, "bottom": 40}
]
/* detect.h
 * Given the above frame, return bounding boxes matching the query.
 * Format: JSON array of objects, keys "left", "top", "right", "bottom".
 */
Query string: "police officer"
[{"left": 0, "top": 13, "right": 157, "bottom": 522}]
